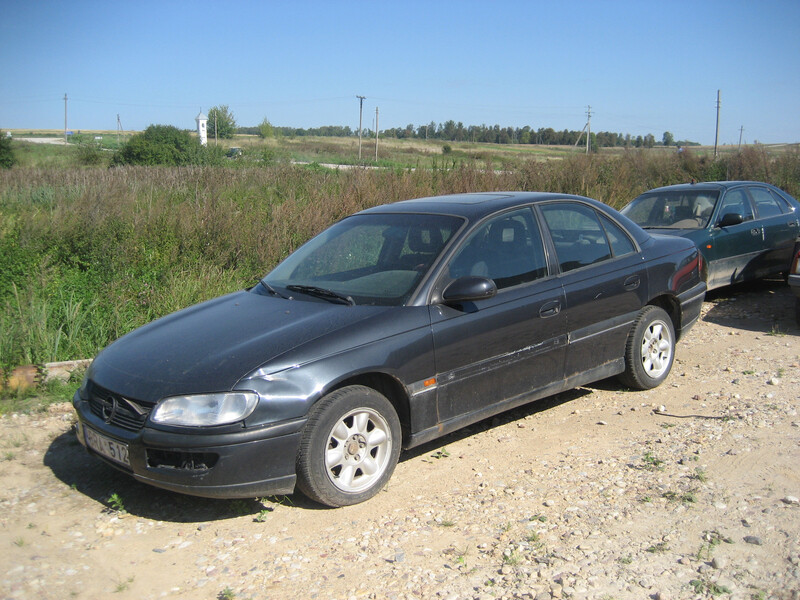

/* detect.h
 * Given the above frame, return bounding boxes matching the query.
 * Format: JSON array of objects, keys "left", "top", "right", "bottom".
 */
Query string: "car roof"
[
  {"left": 360, "top": 191, "right": 604, "bottom": 220},
  {"left": 638, "top": 181, "right": 780, "bottom": 194}
]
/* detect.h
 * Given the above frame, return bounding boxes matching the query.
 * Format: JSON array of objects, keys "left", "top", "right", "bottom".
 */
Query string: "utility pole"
[
  {"left": 714, "top": 90, "right": 721, "bottom": 159},
  {"left": 574, "top": 106, "right": 592, "bottom": 152},
  {"left": 375, "top": 107, "right": 379, "bottom": 161},
  {"left": 63, "top": 93, "right": 68, "bottom": 145},
  {"left": 116, "top": 114, "right": 122, "bottom": 147},
  {"left": 586, "top": 105, "right": 592, "bottom": 154},
  {"left": 738, "top": 126, "right": 744, "bottom": 150},
  {"left": 356, "top": 95, "right": 365, "bottom": 160}
]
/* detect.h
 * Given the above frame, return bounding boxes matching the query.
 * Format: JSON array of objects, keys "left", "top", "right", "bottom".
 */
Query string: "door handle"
[
  {"left": 789, "top": 220, "right": 798, "bottom": 228},
  {"left": 623, "top": 275, "right": 641, "bottom": 291},
  {"left": 750, "top": 228, "right": 761, "bottom": 236},
  {"left": 539, "top": 300, "right": 561, "bottom": 318}
]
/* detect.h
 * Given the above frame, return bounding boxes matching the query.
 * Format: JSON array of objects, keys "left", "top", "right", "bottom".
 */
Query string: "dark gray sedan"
[{"left": 73, "top": 192, "right": 706, "bottom": 507}]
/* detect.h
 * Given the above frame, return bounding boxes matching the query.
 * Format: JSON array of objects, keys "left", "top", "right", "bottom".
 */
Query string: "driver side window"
[
  {"left": 717, "top": 189, "right": 754, "bottom": 223},
  {"left": 448, "top": 208, "right": 547, "bottom": 290}
]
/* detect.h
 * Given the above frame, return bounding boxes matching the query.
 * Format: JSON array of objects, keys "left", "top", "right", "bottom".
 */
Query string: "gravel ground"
[{"left": 1, "top": 281, "right": 798, "bottom": 600}]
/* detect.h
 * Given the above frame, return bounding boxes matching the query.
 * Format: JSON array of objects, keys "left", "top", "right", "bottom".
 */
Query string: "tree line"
[
  {"left": 238, "top": 120, "right": 697, "bottom": 149},
  {"left": 195, "top": 104, "right": 699, "bottom": 149}
]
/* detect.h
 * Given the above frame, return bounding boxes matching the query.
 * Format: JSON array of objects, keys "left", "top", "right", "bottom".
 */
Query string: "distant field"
[{"left": 7, "top": 128, "right": 796, "bottom": 169}]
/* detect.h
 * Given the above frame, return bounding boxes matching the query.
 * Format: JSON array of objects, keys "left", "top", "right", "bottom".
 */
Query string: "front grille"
[{"left": 87, "top": 382, "right": 154, "bottom": 432}]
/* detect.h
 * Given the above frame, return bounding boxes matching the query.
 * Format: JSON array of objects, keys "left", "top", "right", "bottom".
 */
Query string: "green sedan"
[{"left": 622, "top": 181, "right": 800, "bottom": 290}]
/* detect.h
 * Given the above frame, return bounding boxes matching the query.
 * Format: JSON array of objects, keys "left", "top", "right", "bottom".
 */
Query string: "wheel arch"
[
  {"left": 646, "top": 294, "right": 683, "bottom": 340},
  {"left": 327, "top": 372, "right": 411, "bottom": 444}
]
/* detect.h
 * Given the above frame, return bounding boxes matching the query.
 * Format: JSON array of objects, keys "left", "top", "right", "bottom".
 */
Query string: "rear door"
[
  {"left": 747, "top": 185, "right": 799, "bottom": 276},
  {"left": 538, "top": 202, "right": 647, "bottom": 380}
]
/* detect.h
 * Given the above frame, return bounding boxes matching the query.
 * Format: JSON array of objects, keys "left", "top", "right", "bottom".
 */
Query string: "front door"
[
  {"left": 431, "top": 207, "right": 567, "bottom": 424},
  {"left": 706, "top": 186, "right": 762, "bottom": 288}
]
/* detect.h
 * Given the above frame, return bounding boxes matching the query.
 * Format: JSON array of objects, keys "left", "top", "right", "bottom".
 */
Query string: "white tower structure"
[{"left": 196, "top": 111, "right": 208, "bottom": 146}]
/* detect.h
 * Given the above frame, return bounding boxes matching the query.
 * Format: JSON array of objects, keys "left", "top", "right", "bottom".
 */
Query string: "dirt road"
[
  {"left": 1, "top": 281, "right": 798, "bottom": 600},
  {"left": 13, "top": 137, "right": 66, "bottom": 145}
]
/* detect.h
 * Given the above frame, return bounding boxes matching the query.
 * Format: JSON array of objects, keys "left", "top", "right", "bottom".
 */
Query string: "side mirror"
[
  {"left": 717, "top": 212, "right": 743, "bottom": 228},
  {"left": 442, "top": 276, "right": 497, "bottom": 303}
]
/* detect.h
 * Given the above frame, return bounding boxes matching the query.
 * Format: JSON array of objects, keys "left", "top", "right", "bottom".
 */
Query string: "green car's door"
[
  {"left": 705, "top": 186, "right": 762, "bottom": 289},
  {"left": 747, "top": 185, "right": 800, "bottom": 276}
]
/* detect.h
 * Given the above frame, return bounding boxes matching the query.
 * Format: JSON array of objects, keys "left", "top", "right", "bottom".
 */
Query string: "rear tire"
[
  {"left": 619, "top": 306, "right": 675, "bottom": 390},
  {"left": 296, "top": 386, "right": 401, "bottom": 507}
]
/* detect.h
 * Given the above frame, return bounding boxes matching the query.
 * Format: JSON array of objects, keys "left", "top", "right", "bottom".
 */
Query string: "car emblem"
[{"left": 101, "top": 397, "right": 118, "bottom": 424}]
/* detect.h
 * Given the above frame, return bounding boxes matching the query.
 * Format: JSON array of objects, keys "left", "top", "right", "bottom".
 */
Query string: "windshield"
[
  {"left": 262, "top": 213, "right": 463, "bottom": 306},
  {"left": 622, "top": 190, "right": 720, "bottom": 229}
]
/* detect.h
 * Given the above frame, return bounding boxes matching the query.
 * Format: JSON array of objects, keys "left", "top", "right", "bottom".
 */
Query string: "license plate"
[{"left": 84, "top": 426, "right": 130, "bottom": 467}]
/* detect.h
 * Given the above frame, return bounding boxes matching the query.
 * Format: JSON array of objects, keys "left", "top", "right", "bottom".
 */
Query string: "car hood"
[{"left": 88, "top": 290, "right": 388, "bottom": 403}]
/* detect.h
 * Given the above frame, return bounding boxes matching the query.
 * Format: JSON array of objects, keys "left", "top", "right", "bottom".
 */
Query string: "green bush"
[
  {"left": 76, "top": 143, "right": 105, "bottom": 166},
  {"left": 0, "top": 132, "right": 15, "bottom": 169},
  {"left": 111, "top": 125, "right": 208, "bottom": 166}
]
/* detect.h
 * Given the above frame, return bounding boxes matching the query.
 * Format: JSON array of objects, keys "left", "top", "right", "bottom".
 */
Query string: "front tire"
[
  {"left": 619, "top": 306, "right": 675, "bottom": 390},
  {"left": 296, "top": 386, "right": 401, "bottom": 507}
]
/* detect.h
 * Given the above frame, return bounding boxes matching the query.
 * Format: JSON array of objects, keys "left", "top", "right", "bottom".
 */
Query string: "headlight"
[{"left": 151, "top": 392, "right": 259, "bottom": 426}]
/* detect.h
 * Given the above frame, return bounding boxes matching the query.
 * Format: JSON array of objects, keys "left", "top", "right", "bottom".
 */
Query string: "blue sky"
[{"left": 1, "top": 0, "right": 798, "bottom": 145}]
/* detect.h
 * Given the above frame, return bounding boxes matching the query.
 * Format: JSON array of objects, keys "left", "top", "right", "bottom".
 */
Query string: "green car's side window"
[
  {"left": 717, "top": 189, "right": 753, "bottom": 223},
  {"left": 749, "top": 187, "right": 786, "bottom": 218}
]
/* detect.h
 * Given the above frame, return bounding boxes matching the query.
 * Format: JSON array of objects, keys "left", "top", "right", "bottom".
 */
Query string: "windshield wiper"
[
  {"left": 257, "top": 279, "right": 291, "bottom": 299},
  {"left": 286, "top": 285, "right": 355, "bottom": 306}
]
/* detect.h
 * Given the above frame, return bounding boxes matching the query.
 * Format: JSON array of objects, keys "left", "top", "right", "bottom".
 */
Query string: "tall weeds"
[{"left": 2, "top": 149, "right": 799, "bottom": 369}]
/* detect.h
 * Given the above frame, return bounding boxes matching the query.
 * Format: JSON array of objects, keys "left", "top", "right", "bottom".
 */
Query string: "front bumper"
[{"left": 73, "top": 391, "right": 305, "bottom": 499}]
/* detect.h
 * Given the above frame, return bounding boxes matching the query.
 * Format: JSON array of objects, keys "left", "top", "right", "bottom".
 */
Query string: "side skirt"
[{"left": 406, "top": 359, "right": 624, "bottom": 449}]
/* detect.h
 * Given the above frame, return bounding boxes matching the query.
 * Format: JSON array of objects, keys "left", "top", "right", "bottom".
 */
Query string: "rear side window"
[
  {"left": 599, "top": 213, "right": 636, "bottom": 257},
  {"left": 749, "top": 187, "right": 786, "bottom": 218},
  {"left": 541, "top": 203, "right": 612, "bottom": 272}
]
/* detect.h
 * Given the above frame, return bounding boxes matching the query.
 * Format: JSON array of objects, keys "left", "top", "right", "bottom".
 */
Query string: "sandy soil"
[{"left": 1, "top": 281, "right": 798, "bottom": 600}]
